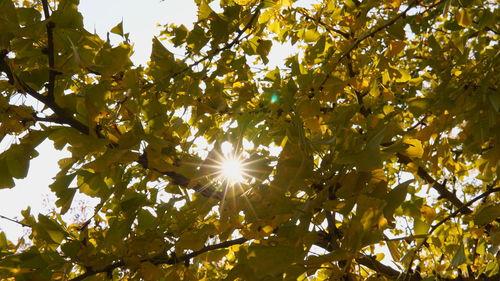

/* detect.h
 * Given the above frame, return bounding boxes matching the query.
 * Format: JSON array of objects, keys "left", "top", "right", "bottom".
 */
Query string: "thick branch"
[
  {"left": 314, "top": 230, "right": 500, "bottom": 280},
  {"left": 1, "top": 53, "right": 89, "bottom": 134},
  {"left": 68, "top": 237, "right": 248, "bottom": 281},
  {"left": 355, "top": 255, "right": 400, "bottom": 279},
  {"left": 430, "top": 187, "right": 500, "bottom": 236},
  {"left": 396, "top": 153, "right": 472, "bottom": 214}
]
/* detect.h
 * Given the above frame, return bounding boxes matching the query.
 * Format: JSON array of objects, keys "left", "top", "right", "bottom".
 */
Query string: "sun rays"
[{"left": 219, "top": 156, "right": 246, "bottom": 185}]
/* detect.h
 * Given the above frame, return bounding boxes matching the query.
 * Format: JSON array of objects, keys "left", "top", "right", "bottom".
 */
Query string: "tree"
[{"left": 0, "top": 0, "right": 499, "bottom": 279}]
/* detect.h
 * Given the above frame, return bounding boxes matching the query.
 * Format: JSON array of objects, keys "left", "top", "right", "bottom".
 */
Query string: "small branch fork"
[
  {"left": 402, "top": 186, "right": 500, "bottom": 280},
  {"left": 171, "top": 3, "right": 262, "bottom": 79},
  {"left": 317, "top": 0, "right": 446, "bottom": 91},
  {"left": 68, "top": 237, "right": 248, "bottom": 281}
]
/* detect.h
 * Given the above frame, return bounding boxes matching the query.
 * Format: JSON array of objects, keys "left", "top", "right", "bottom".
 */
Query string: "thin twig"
[
  {"left": 0, "top": 215, "right": 30, "bottom": 228},
  {"left": 171, "top": 3, "right": 262, "bottom": 79},
  {"left": 318, "top": 0, "right": 446, "bottom": 91},
  {"left": 403, "top": 187, "right": 500, "bottom": 280},
  {"left": 296, "top": 7, "right": 350, "bottom": 39}
]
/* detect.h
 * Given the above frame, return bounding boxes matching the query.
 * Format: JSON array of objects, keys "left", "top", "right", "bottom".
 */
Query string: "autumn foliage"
[{"left": 0, "top": 0, "right": 499, "bottom": 280}]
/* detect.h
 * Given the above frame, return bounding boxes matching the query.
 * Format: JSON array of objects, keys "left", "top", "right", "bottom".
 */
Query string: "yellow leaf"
[
  {"left": 387, "top": 240, "right": 401, "bottom": 261},
  {"left": 402, "top": 138, "right": 423, "bottom": 158},
  {"left": 396, "top": 69, "right": 411, "bottom": 82},
  {"left": 385, "top": 40, "right": 405, "bottom": 57},
  {"left": 141, "top": 262, "right": 164, "bottom": 281},
  {"left": 269, "top": 20, "right": 280, "bottom": 34},
  {"left": 261, "top": 225, "right": 274, "bottom": 234},
  {"left": 375, "top": 253, "right": 385, "bottom": 261},
  {"left": 370, "top": 168, "right": 386, "bottom": 184},
  {"left": 389, "top": 0, "right": 402, "bottom": 9},
  {"left": 420, "top": 204, "right": 437, "bottom": 222},
  {"left": 456, "top": 9, "right": 472, "bottom": 27},
  {"left": 235, "top": 0, "right": 252, "bottom": 4},
  {"left": 278, "top": 0, "right": 292, "bottom": 8}
]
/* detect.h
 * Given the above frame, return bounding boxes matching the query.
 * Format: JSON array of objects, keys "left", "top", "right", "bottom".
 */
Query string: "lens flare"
[{"left": 219, "top": 156, "right": 245, "bottom": 185}]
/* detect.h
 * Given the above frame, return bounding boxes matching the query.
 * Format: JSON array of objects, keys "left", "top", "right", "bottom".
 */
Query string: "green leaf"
[
  {"left": 37, "top": 215, "right": 68, "bottom": 244},
  {"left": 0, "top": 158, "right": 15, "bottom": 189},
  {"left": 16, "top": 7, "right": 41, "bottom": 26},
  {"left": 50, "top": 173, "right": 77, "bottom": 214},
  {"left": 137, "top": 209, "right": 157, "bottom": 231},
  {"left": 104, "top": 216, "right": 135, "bottom": 247},
  {"left": 110, "top": 20, "right": 124, "bottom": 36},
  {"left": 473, "top": 204, "right": 500, "bottom": 226},
  {"left": 387, "top": 240, "right": 402, "bottom": 262},
  {"left": 257, "top": 39, "right": 272, "bottom": 64},
  {"left": 94, "top": 45, "right": 131, "bottom": 76},
  {"left": 302, "top": 249, "right": 349, "bottom": 266},
  {"left": 413, "top": 218, "right": 430, "bottom": 245},
  {"left": 384, "top": 180, "right": 412, "bottom": 221},
  {"left": 51, "top": 0, "right": 83, "bottom": 28},
  {"left": 197, "top": 249, "right": 229, "bottom": 263},
  {"left": 5, "top": 144, "right": 35, "bottom": 179},
  {"left": 450, "top": 243, "right": 466, "bottom": 268},
  {"left": 247, "top": 244, "right": 295, "bottom": 277},
  {"left": 197, "top": 1, "right": 213, "bottom": 20},
  {"left": 77, "top": 171, "right": 111, "bottom": 199},
  {"left": 0, "top": 0, "right": 19, "bottom": 47}
]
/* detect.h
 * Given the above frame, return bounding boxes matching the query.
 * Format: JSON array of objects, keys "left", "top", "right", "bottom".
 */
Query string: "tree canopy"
[{"left": 0, "top": 0, "right": 499, "bottom": 280}]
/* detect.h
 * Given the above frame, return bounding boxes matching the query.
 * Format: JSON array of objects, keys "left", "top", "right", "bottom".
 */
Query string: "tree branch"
[
  {"left": 171, "top": 3, "right": 262, "bottom": 79},
  {"left": 313, "top": 231, "right": 500, "bottom": 281},
  {"left": 3, "top": 50, "right": 223, "bottom": 200},
  {"left": 137, "top": 152, "right": 223, "bottom": 200},
  {"left": 41, "top": 0, "right": 57, "bottom": 101},
  {"left": 68, "top": 237, "right": 248, "bottom": 281},
  {"left": 318, "top": 0, "right": 446, "bottom": 91},
  {"left": 0, "top": 215, "right": 30, "bottom": 228},
  {"left": 0, "top": 53, "right": 89, "bottom": 134},
  {"left": 396, "top": 153, "right": 472, "bottom": 214},
  {"left": 430, "top": 187, "right": 500, "bottom": 236},
  {"left": 296, "top": 8, "right": 350, "bottom": 39},
  {"left": 355, "top": 255, "right": 400, "bottom": 279},
  {"left": 403, "top": 187, "right": 500, "bottom": 279}
]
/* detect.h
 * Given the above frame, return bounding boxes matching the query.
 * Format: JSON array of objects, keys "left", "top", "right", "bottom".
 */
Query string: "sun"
[{"left": 219, "top": 155, "right": 246, "bottom": 185}]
